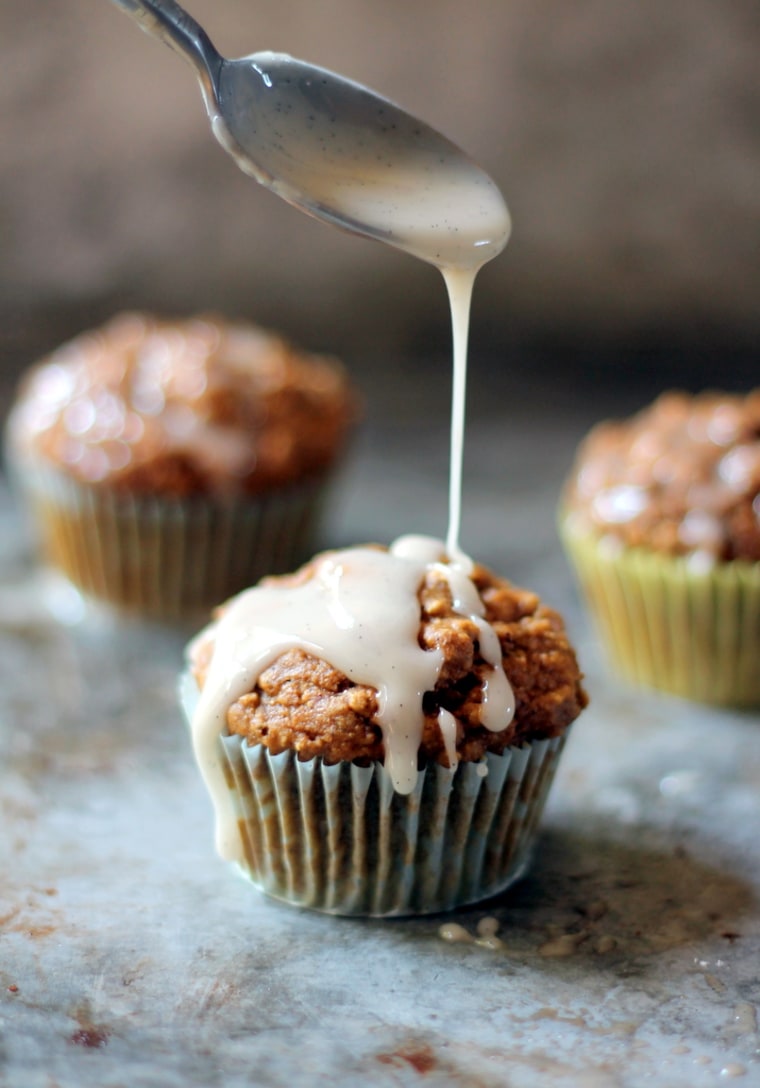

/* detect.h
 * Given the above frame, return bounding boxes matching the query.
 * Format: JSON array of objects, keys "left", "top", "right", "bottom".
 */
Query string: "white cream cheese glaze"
[
  {"left": 210, "top": 51, "right": 510, "bottom": 272},
  {"left": 189, "top": 534, "right": 515, "bottom": 862},
  {"left": 188, "top": 60, "right": 512, "bottom": 860},
  {"left": 214, "top": 53, "right": 511, "bottom": 555}
]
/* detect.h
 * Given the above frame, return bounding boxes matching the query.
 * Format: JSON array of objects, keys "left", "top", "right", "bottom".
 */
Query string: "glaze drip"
[{"left": 188, "top": 535, "right": 515, "bottom": 861}]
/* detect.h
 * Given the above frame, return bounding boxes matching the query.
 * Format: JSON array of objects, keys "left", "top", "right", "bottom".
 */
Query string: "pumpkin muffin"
[
  {"left": 560, "top": 390, "right": 760, "bottom": 705},
  {"left": 182, "top": 535, "right": 588, "bottom": 915},
  {"left": 6, "top": 312, "right": 357, "bottom": 622}
]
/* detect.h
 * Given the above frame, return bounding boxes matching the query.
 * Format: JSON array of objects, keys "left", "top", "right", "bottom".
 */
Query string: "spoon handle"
[{"left": 108, "top": 0, "right": 223, "bottom": 107}]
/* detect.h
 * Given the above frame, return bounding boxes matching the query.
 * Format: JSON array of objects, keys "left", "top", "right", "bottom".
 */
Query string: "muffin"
[
  {"left": 181, "top": 535, "right": 588, "bottom": 916},
  {"left": 5, "top": 312, "right": 357, "bottom": 622},
  {"left": 560, "top": 390, "right": 760, "bottom": 705}
]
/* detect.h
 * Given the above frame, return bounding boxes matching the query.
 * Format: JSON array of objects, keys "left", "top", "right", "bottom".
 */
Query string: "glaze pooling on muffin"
[{"left": 188, "top": 534, "right": 515, "bottom": 862}]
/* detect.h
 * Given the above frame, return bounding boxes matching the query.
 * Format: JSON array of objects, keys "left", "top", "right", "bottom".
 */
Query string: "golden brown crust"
[
  {"left": 563, "top": 390, "right": 760, "bottom": 562},
  {"left": 227, "top": 650, "right": 383, "bottom": 763},
  {"left": 8, "top": 312, "right": 358, "bottom": 496},
  {"left": 192, "top": 555, "right": 588, "bottom": 768}
]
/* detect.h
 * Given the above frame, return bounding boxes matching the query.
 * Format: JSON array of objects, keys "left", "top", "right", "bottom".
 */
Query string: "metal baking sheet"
[{"left": 2, "top": 392, "right": 759, "bottom": 1088}]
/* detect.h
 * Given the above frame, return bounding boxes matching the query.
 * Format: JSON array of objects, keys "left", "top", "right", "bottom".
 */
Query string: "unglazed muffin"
[
  {"left": 181, "top": 535, "right": 588, "bottom": 916},
  {"left": 560, "top": 390, "right": 760, "bottom": 705},
  {"left": 5, "top": 312, "right": 357, "bottom": 621}
]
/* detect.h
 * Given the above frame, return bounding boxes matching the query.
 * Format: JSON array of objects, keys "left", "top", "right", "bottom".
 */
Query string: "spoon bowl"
[{"left": 109, "top": 0, "right": 510, "bottom": 268}]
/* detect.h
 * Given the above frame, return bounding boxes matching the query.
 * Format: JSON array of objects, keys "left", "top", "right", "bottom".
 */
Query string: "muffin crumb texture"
[
  {"left": 191, "top": 554, "right": 588, "bottom": 768},
  {"left": 564, "top": 390, "right": 760, "bottom": 561}
]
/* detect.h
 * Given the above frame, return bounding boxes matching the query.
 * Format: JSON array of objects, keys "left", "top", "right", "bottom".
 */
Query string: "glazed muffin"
[
  {"left": 560, "top": 390, "right": 760, "bottom": 705},
  {"left": 181, "top": 535, "right": 588, "bottom": 916},
  {"left": 5, "top": 312, "right": 357, "bottom": 621}
]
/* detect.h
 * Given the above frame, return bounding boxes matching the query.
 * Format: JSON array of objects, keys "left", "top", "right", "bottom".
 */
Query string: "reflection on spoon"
[{"left": 108, "top": 0, "right": 510, "bottom": 267}]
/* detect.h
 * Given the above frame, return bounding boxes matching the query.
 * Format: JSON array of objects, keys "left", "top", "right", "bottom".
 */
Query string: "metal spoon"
[{"left": 108, "top": 0, "right": 510, "bottom": 268}]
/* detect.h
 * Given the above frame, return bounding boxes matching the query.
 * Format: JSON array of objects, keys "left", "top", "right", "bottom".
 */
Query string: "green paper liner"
[
  {"left": 214, "top": 731, "right": 568, "bottom": 916},
  {"left": 8, "top": 451, "right": 331, "bottom": 623},
  {"left": 560, "top": 517, "right": 760, "bottom": 706}
]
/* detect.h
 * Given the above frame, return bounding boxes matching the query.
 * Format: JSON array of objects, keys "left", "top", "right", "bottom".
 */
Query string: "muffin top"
[
  {"left": 188, "top": 536, "right": 588, "bottom": 802},
  {"left": 7, "top": 312, "right": 357, "bottom": 496},
  {"left": 563, "top": 390, "right": 760, "bottom": 563}
]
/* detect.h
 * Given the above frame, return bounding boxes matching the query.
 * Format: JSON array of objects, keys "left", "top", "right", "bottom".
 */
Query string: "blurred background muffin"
[
  {"left": 560, "top": 390, "right": 760, "bottom": 705},
  {"left": 6, "top": 312, "right": 358, "bottom": 622}
]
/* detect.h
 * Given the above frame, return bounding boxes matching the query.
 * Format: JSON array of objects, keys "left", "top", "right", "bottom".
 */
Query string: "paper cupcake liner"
[
  {"left": 560, "top": 518, "right": 760, "bottom": 706},
  {"left": 8, "top": 453, "right": 330, "bottom": 623},
  {"left": 217, "top": 731, "right": 568, "bottom": 916}
]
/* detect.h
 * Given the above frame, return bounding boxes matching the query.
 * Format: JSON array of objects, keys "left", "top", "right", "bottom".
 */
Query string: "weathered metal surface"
[{"left": 1, "top": 384, "right": 759, "bottom": 1088}]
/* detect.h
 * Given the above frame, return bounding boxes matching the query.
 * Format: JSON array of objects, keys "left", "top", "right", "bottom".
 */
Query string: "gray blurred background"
[{"left": 1, "top": 0, "right": 759, "bottom": 559}]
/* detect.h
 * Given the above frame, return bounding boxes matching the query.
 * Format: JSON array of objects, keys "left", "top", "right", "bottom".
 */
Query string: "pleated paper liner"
[
  {"left": 9, "top": 454, "right": 330, "bottom": 623},
  {"left": 561, "top": 518, "right": 760, "bottom": 706},
  {"left": 218, "top": 732, "right": 568, "bottom": 916}
]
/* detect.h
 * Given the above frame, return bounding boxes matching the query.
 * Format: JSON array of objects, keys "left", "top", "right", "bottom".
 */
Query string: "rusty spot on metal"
[
  {"left": 0, "top": 888, "right": 64, "bottom": 939},
  {"left": 70, "top": 1026, "right": 109, "bottom": 1049},
  {"left": 69, "top": 1003, "right": 111, "bottom": 1049},
  {"left": 377, "top": 1043, "right": 437, "bottom": 1074},
  {"left": 25, "top": 923, "right": 58, "bottom": 939},
  {"left": 1, "top": 908, "right": 57, "bottom": 938},
  {"left": 0, "top": 906, "right": 22, "bottom": 928}
]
